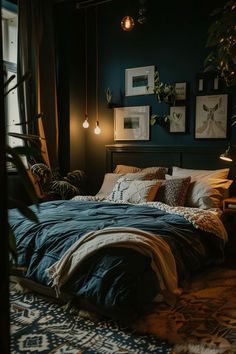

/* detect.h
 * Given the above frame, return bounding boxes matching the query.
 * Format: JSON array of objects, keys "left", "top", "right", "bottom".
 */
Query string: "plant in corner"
[{"left": 204, "top": 0, "right": 236, "bottom": 87}]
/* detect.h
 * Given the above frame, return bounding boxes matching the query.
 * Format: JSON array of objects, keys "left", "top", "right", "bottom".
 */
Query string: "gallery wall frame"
[
  {"left": 174, "top": 82, "right": 187, "bottom": 101},
  {"left": 169, "top": 106, "right": 186, "bottom": 133},
  {"left": 114, "top": 105, "right": 150, "bottom": 141},
  {"left": 125, "top": 65, "right": 155, "bottom": 96},
  {"left": 194, "top": 94, "right": 228, "bottom": 139},
  {"left": 195, "top": 72, "right": 224, "bottom": 94}
]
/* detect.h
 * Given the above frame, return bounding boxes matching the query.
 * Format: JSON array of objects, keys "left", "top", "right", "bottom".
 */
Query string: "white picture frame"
[
  {"left": 169, "top": 106, "right": 186, "bottom": 133},
  {"left": 125, "top": 65, "right": 155, "bottom": 96},
  {"left": 195, "top": 94, "right": 228, "bottom": 139},
  {"left": 114, "top": 106, "right": 150, "bottom": 141},
  {"left": 175, "top": 82, "right": 187, "bottom": 100}
]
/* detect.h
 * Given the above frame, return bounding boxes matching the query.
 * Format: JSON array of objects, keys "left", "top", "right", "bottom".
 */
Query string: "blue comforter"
[{"left": 8, "top": 200, "right": 225, "bottom": 320}]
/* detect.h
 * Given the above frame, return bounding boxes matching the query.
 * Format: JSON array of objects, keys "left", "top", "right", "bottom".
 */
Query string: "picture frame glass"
[
  {"left": 195, "top": 94, "right": 228, "bottom": 139},
  {"left": 114, "top": 106, "right": 150, "bottom": 141},
  {"left": 125, "top": 66, "right": 154, "bottom": 96},
  {"left": 175, "top": 82, "right": 187, "bottom": 100},
  {"left": 169, "top": 106, "right": 186, "bottom": 133}
]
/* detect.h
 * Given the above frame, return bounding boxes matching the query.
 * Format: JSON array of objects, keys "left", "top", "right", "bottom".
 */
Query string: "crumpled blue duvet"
[{"left": 8, "top": 200, "right": 225, "bottom": 320}]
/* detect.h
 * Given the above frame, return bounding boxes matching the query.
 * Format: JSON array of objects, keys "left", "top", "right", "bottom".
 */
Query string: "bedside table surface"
[{"left": 224, "top": 196, "right": 236, "bottom": 203}]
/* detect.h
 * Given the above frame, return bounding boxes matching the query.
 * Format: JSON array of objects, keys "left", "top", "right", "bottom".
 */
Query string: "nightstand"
[
  {"left": 222, "top": 197, "right": 236, "bottom": 259},
  {"left": 223, "top": 196, "right": 236, "bottom": 215}
]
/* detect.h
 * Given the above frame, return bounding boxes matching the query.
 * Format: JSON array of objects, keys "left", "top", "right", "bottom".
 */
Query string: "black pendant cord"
[
  {"left": 95, "top": 5, "right": 99, "bottom": 124},
  {"left": 85, "top": 7, "right": 88, "bottom": 119}
]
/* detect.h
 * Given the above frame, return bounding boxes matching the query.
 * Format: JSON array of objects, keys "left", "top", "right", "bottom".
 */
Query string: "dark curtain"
[{"left": 17, "top": 0, "right": 59, "bottom": 169}]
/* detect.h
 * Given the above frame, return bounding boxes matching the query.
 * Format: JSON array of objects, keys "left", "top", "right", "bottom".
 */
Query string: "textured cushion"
[
  {"left": 113, "top": 165, "right": 168, "bottom": 179},
  {"left": 155, "top": 177, "right": 191, "bottom": 206},
  {"left": 172, "top": 166, "right": 230, "bottom": 180},
  {"left": 107, "top": 173, "right": 149, "bottom": 202},
  {"left": 122, "top": 180, "right": 161, "bottom": 203},
  {"left": 96, "top": 173, "right": 123, "bottom": 198},
  {"left": 166, "top": 175, "right": 233, "bottom": 209}
]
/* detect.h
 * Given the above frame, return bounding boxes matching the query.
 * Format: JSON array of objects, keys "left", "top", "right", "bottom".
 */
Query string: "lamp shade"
[{"left": 220, "top": 145, "right": 233, "bottom": 162}]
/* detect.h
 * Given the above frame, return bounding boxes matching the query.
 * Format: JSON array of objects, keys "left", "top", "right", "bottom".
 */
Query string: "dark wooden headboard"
[{"left": 106, "top": 144, "right": 236, "bottom": 181}]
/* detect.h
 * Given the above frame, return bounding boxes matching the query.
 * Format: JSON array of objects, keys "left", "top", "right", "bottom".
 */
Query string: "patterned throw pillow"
[
  {"left": 107, "top": 172, "right": 153, "bottom": 202},
  {"left": 122, "top": 180, "right": 161, "bottom": 203},
  {"left": 155, "top": 177, "right": 191, "bottom": 206}
]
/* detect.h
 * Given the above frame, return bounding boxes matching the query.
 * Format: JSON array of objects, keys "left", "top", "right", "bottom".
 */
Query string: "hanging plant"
[
  {"left": 153, "top": 70, "right": 176, "bottom": 105},
  {"left": 204, "top": 0, "right": 236, "bottom": 87},
  {"left": 150, "top": 112, "right": 183, "bottom": 127}
]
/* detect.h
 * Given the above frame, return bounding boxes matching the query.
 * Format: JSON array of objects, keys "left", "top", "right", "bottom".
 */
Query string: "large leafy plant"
[
  {"left": 4, "top": 73, "right": 39, "bottom": 263},
  {"left": 30, "top": 163, "right": 86, "bottom": 200},
  {"left": 204, "top": 0, "right": 236, "bottom": 87}
]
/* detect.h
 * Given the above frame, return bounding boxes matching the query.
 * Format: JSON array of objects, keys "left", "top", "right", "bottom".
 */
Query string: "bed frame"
[{"left": 106, "top": 144, "right": 236, "bottom": 191}]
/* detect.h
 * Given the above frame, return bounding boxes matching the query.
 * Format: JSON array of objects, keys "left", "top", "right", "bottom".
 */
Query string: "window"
[{"left": 2, "top": 3, "right": 25, "bottom": 169}]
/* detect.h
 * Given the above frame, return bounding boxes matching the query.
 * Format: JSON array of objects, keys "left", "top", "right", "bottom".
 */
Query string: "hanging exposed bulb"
[
  {"left": 121, "top": 16, "right": 135, "bottom": 31},
  {"left": 94, "top": 120, "right": 101, "bottom": 135},
  {"left": 82, "top": 114, "right": 89, "bottom": 128}
]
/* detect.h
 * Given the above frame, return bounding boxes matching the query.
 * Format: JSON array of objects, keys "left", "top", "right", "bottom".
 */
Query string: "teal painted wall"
[{"left": 55, "top": 0, "right": 236, "bottom": 193}]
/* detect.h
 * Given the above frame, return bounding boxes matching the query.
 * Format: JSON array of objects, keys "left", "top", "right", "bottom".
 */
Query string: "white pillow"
[
  {"left": 172, "top": 166, "right": 230, "bottom": 181},
  {"left": 107, "top": 173, "right": 155, "bottom": 202},
  {"left": 166, "top": 174, "right": 233, "bottom": 209},
  {"left": 96, "top": 173, "right": 123, "bottom": 198},
  {"left": 122, "top": 180, "right": 161, "bottom": 203}
]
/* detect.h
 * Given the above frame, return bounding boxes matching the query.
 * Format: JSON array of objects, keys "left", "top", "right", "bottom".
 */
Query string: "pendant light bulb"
[
  {"left": 82, "top": 115, "right": 89, "bottom": 128},
  {"left": 121, "top": 16, "right": 135, "bottom": 31},
  {"left": 94, "top": 121, "right": 101, "bottom": 135}
]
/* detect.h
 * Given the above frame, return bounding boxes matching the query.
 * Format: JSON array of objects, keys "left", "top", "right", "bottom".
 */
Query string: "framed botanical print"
[
  {"left": 195, "top": 94, "right": 228, "bottom": 139},
  {"left": 114, "top": 106, "right": 150, "bottom": 141}
]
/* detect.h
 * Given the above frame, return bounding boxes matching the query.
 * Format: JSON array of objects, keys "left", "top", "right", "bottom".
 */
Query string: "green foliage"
[
  {"left": 5, "top": 73, "right": 39, "bottom": 266},
  {"left": 30, "top": 163, "right": 86, "bottom": 200},
  {"left": 153, "top": 70, "right": 176, "bottom": 105},
  {"left": 150, "top": 112, "right": 182, "bottom": 126},
  {"left": 204, "top": 1, "right": 236, "bottom": 86}
]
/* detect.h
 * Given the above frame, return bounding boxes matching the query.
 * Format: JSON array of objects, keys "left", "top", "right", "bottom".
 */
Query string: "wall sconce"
[
  {"left": 121, "top": 16, "right": 135, "bottom": 31},
  {"left": 220, "top": 143, "right": 235, "bottom": 162}
]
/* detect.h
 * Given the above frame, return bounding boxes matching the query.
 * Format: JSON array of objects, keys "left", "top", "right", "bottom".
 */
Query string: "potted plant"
[
  {"left": 153, "top": 70, "right": 176, "bottom": 105},
  {"left": 204, "top": 0, "right": 236, "bottom": 87}
]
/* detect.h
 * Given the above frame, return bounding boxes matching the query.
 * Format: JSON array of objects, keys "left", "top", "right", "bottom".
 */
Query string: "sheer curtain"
[{"left": 17, "top": 0, "right": 59, "bottom": 169}]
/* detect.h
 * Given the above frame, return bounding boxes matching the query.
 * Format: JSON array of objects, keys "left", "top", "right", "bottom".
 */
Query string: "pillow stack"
[{"left": 170, "top": 166, "right": 232, "bottom": 209}]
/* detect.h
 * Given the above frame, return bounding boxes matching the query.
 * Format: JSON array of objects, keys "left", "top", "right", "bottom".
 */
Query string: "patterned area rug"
[
  {"left": 10, "top": 266, "right": 236, "bottom": 354},
  {"left": 10, "top": 290, "right": 173, "bottom": 354},
  {"left": 134, "top": 266, "right": 236, "bottom": 354}
]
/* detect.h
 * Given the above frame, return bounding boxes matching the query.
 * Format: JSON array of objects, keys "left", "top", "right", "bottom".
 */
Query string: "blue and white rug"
[{"left": 10, "top": 290, "right": 173, "bottom": 354}]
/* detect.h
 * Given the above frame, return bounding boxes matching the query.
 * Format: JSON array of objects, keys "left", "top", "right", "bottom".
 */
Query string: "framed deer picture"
[{"left": 195, "top": 94, "right": 228, "bottom": 139}]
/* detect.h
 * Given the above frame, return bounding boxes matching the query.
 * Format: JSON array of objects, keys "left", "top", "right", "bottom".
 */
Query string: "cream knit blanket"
[{"left": 46, "top": 226, "right": 181, "bottom": 305}]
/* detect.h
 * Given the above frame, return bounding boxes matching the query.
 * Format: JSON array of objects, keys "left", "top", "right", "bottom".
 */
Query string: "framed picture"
[
  {"left": 175, "top": 82, "right": 187, "bottom": 100},
  {"left": 169, "top": 106, "right": 186, "bottom": 133},
  {"left": 125, "top": 65, "right": 155, "bottom": 96},
  {"left": 195, "top": 94, "right": 228, "bottom": 139},
  {"left": 114, "top": 106, "right": 150, "bottom": 141}
]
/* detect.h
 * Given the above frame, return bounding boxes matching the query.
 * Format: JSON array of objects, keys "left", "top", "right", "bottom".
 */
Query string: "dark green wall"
[{"left": 55, "top": 0, "right": 236, "bottom": 194}]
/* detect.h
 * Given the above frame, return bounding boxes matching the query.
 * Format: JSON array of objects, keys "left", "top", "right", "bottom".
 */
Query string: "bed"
[{"left": 8, "top": 145, "right": 234, "bottom": 322}]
